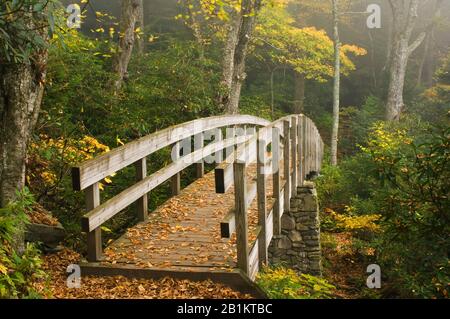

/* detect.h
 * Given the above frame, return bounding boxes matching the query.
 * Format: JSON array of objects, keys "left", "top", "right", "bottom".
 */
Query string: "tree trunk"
[
  {"left": 386, "top": 0, "right": 425, "bottom": 121},
  {"left": 383, "top": 8, "right": 393, "bottom": 72},
  {"left": 135, "top": 0, "right": 145, "bottom": 55},
  {"left": 293, "top": 72, "right": 305, "bottom": 114},
  {"left": 330, "top": 0, "right": 340, "bottom": 167},
  {"left": 417, "top": 0, "right": 443, "bottom": 88},
  {"left": 219, "top": 12, "right": 242, "bottom": 111},
  {"left": 223, "top": 0, "right": 262, "bottom": 114},
  {"left": 113, "top": 0, "right": 141, "bottom": 90},
  {"left": 0, "top": 24, "right": 48, "bottom": 253},
  {"left": 270, "top": 69, "right": 275, "bottom": 117}
]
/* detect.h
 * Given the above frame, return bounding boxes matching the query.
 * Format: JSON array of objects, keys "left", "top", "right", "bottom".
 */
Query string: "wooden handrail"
[
  {"left": 81, "top": 134, "right": 252, "bottom": 233},
  {"left": 72, "top": 115, "right": 270, "bottom": 191}
]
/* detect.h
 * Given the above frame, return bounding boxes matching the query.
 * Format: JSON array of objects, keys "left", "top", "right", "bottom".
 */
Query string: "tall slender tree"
[
  {"left": 225, "top": 0, "right": 262, "bottom": 114},
  {"left": 330, "top": 0, "right": 341, "bottom": 166},
  {"left": 385, "top": 0, "right": 425, "bottom": 121},
  {"left": 417, "top": 0, "right": 443, "bottom": 88}
]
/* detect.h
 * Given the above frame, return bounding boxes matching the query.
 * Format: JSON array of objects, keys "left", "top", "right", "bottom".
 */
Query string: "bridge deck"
[{"left": 96, "top": 165, "right": 279, "bottom": 274}]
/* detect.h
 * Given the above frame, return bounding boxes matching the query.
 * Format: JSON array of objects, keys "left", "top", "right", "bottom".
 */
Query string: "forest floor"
[
  {"left": 321, "top": 232, "right": 377, "bottom": 299},
  {"left": 34, "top": 248, "right": 252, "bottom": 299}
]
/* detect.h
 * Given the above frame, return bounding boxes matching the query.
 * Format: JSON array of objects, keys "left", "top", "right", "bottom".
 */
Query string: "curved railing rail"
[{"left": 71, "top": 114, "right": 324, "bottom": 264}]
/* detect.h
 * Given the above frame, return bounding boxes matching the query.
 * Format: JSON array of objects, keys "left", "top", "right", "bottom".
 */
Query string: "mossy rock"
[{"left": 25, "top": 222, "right": 66, "bottom": 248}]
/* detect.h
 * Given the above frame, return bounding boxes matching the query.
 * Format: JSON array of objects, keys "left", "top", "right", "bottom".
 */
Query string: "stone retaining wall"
[{"left": 268, "top": 182, "right": 322, "bottom": 276}]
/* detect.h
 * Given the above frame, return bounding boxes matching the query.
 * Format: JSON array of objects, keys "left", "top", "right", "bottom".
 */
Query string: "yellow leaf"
[
  {"left": 0, "top": 263, "right": 8, "bottom": 275},
  {"left": 116, "top": 137, "right": 125, "bottom": 146}
]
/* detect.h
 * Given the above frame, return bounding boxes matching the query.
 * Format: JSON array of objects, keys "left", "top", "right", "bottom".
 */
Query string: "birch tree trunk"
[
  {"left": 219, "top": 12, "right": 242, "bottom": 111},
  {"left": 330, "top": 0, "right": 341, "bottom": 166},
  {"left": 386, "top": 0, "right": 425, "bottom": 121},
  {"left": 113, "top": 0, "right": 141, "bottom": 90},
  {"left": 222, "top": 0, "right": 262, "bottom": 114}
]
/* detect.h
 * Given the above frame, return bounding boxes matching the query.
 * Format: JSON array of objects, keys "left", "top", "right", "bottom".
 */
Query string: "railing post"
[
  {"left": 171, "top": 142, "right": 181, "bottom": 196},
  {"left": 306, "top": 118, "right": 311, "bottom": 177},
  {"left": 215, "top": 128, "right": 223, "bottom": 165},
  {"left": 315, "top": 128, "right": 319, "bottom": 173},
  {"left": 135, "top": 158, "right": 148, "bottom": 221},
  {"left": 302, "top": 116, "right": 307, "bottom": 182},
  {"left": 234, "top": 162, "right": 249, "bottom": 275},
  {"left": 272, "top": 127, "right": 281, "bottom": 236},
  {"left": 309, "top": 119, "right": 313, "bottom": 175},
  {"left": 283, "top": 120, "right": 291, "bottom": 213},
  {"left": 86, "top": 182, "right": 102, "bottom": 262},
  {"left": 256, "top": 131, "right": 267, "bottom": 265},
  {"left": 290, "top": 117, "right": 298, "bottom": 196},
  {"left": 298, "top": 115, "right": 304, "bottom": 186},
  {"left": 195, "top": 133, "right": 204, "bottom": 178},
  {"left": 226, "top": 126, "right": 236, "bottom": 161}
]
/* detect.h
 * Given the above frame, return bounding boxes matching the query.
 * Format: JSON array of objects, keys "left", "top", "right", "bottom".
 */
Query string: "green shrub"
[
  {"left": 256, "top": 266, "right": 336, "bottom": 299},
  {"left": 0, "top": 189, "right": 48, "bottom": 299},
  {"left": 363, "top": 122, "right": 450, "bottom": 298}
]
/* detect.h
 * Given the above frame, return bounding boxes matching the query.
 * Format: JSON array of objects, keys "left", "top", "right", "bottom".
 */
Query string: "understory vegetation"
[
  {"left": 0, "top": 0, "right": 449, "bottom": 300},
  {"left": 316, "top": 75, "right": 450, "bottom": 298}
]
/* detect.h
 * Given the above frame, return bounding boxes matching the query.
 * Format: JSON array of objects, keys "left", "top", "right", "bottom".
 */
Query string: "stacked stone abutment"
[{"left": 268, "top": 182, "right": 322, "bottom": 276}]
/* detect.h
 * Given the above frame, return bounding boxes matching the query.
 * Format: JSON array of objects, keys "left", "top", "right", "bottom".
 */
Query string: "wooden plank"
[
  {"left": 234, "top": 162, "right": 249, "bottom": 275},
  {"left": 272, "top": 127, "right": 281, "bottom": 236},
  {"left": 266, "top": 210, "right": 274, "bottom": 248},
  {"left": 301, "top": 115, "right": 307, "bottom": 182},
  {"left": 279, "top": 182, "right": 285, "bottom": 217},
  {"left": 214, "top": 129, "right": 223, "bottom": 164},
  {"left": 315, "top": 127, "right": 319, "bottom": 172},
  {"left": 72, "top": 115, "right": 270, "bottom": 191},
  {"left": 283, "top": 120, "right": 291, "bottom": 213},
  {"left": 219, "top": 181, "right": 257, "bottom": 239},
  {"left": 248, "top": 237, "right": 260, "bottom": 281},
  {"left": 82, "top": 135, "right": 251, "bottom": 232},
  {"left": 195, "top": 133, "right": 205, "bottom": 178},
  {"left": 298, "top": 115, "right": 304, "bottom": 186},
  {"left": 85, "top": 183, "right": 102, "bottom": 262},
  {"left": 305, "top": 118, "right": 310, "bottom": 177},
  {"left": 291, "top": 116, "right": 298, "bottom": 196},
  {"left": 135, "top": 158, "right": 148, "bottom": 222},
  {"left": 171, "top": 142, "right": 181, "bottom": 196},
  {"left": 256, "top": 132, "right": 267, "bottom": 265}
]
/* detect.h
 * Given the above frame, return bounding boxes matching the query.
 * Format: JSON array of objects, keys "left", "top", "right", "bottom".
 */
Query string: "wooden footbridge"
[{"left": 72, "top": 114, "right": 324, "bottom": 294}]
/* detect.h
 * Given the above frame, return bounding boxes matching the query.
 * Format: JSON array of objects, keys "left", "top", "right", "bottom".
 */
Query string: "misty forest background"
[{"left": 0, "top": 0, "right": 449, "bottom": 299}]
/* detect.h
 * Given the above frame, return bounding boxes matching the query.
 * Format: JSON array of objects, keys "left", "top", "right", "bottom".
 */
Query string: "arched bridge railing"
[
  {"left": 71, "top": 114, "right": 324, "bottom": 265},
  {"left": 220, "top": 115, "right": 324, "bottom": 280}
]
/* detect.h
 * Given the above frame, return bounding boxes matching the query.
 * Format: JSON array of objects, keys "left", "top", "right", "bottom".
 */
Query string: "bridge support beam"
[
  {"left": 171, "top": 142, "right": 181, "bottom": 196},
  {"left": 195, "top": 133, "right": 204, "bottom": 178},
  {"left": 135, "top": 158, "right": 148, "bottom": 221},
  {"left": 256, "top": 132, "right": 268, "bottom": 266},
  {"left": 234, "top": 162, "right": 249, "bottom": 275},
  {"left": 86, "top": 182, "right": 102, "bottom": 262}
]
